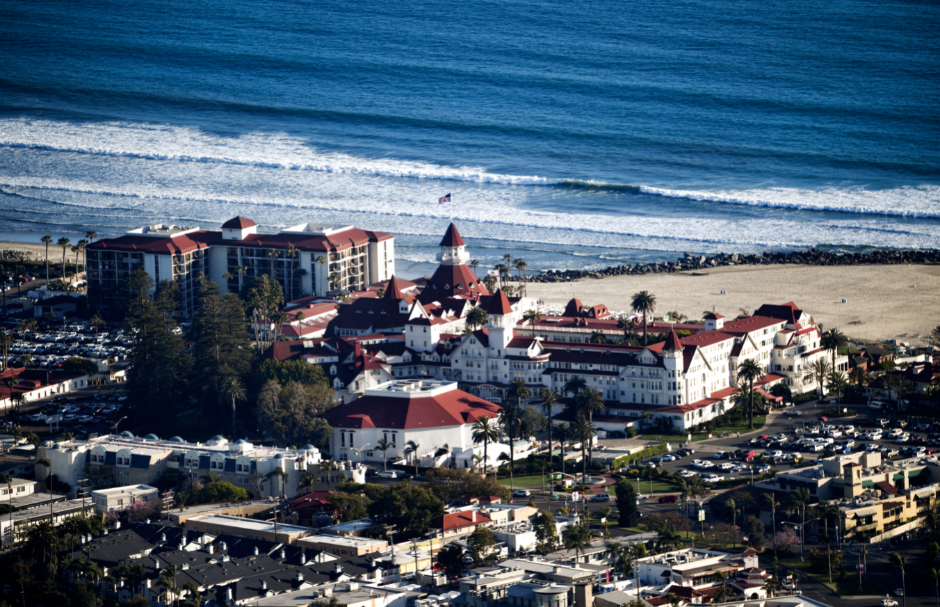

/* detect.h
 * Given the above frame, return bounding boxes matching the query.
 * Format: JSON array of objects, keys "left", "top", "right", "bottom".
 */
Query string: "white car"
[
  {"left": 713, "top": 452, "right": 726, "bottom": 459},
  {"left": 718, "top": 462, "right": 735, "bottom": 471},
  {"left": 784, "top": 410, "right": 802, "bottom": 416},
  {"left": 679, "top": 470, "right": 698, "bottom": 478},
  {"left": 659, "top": 455, "right": 676, "bottom": 462},
  {"left": 882, "top": 600, "right": 898, "bottom": 607},
  {"left": 767, "top": 450, "right": 783, "bottom": 458},
  {"left": 375, "top": 471, "right": 398, "bottom": 479},
  {"left": 692, "top": 460, "right": 714, "bottom": 469},
  {"left": 701, "top": 474, "right": 724, "bottom": 484},
  {"left": 513, "top": 490, "right": 531, "bottom": 498}
]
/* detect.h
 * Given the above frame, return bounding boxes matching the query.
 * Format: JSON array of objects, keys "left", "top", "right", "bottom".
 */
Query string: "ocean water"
[{"left": 0, "top": 0, "right": 938, "bottom": 278}]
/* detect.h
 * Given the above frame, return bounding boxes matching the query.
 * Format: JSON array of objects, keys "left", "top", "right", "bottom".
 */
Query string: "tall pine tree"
[
  {"left": 188, "top": 279, "right": 253, "bottom": 431},
  {"left": 125, "top": 269, "right": 187, "bottom": 430}
]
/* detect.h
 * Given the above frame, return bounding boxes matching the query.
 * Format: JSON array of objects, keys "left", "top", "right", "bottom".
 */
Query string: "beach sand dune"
[{"left": 526, "top": 264, "right": 940, "bottom": 344}]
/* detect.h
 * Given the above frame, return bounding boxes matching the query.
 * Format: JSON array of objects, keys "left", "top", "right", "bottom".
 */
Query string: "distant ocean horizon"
[{"left": 1, "top": 0, "right": 938, "bottom": 280}]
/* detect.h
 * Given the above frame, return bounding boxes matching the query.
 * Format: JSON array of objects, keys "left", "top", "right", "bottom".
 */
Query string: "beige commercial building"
[{"left": 296, "top": 534, "right": 389, "bottom": 557}]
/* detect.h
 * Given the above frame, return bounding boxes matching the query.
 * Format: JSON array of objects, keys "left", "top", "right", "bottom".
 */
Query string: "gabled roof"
[
  {"left": 487, "top": 289, "right": 513, "bottom": 315},
  {"left": 754, "top": 301, "right": 803, "bottom": 326},
  {"left": 419, "top": 263, "right": 490, "bottom": 303},
  {"left": 439, "top": 223, "right": 467, "bottom": 247},
  {"left": 563, "top": 299, "right": 584, "bottom": 317},
  {"left": 221, "top": 216, "right": 257, "bottom": 229}
]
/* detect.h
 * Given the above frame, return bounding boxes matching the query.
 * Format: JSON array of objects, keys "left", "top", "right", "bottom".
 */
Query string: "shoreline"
[{"left": 526, "top": 263, "right": 940, "bottom": 345}]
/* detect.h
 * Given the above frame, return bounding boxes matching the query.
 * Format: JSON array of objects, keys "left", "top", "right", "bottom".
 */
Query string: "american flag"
[{"left": 438, "top": 193, "right": 451, "bottom": 204}]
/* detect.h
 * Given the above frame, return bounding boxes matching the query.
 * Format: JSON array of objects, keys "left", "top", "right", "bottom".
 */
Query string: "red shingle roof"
[
  {"left": 487, "top": 289, "right": 513, "bottom": 315},
  {"left": 664, "top": 330, "right": 683, "bottom": 352},
  {"left": 221, "top": 216, "right": 257, "bottom": 229},
  {"left": 323, "top": 388, "right": 501, "bottom": 430},
  {"left": 441, "top": 510, "right": 490, "bottom": 532},
  {"left": 384, "top": 276, "right": 405, "bottom": 300},
  {"left": 439, "top": 223, "right": 466, "bottom": 247}
]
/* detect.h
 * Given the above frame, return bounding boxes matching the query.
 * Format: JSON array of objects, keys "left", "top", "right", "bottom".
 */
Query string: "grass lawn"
[
  {"left": 498, "top": 474, "right": 548, "bottom": 488},
  {"left": 622, "top": 479, "right": 683, "bottom": 495},
  {"left": 778, "top": 556, "right": 881, "bottom": 596},
  {"left": 640, "top": 415, "right": 766, "bottom": 443}
]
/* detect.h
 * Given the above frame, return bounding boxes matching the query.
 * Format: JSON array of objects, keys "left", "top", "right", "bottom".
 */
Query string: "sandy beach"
[{"left": 526, "top": 264, "right": 940, "bottom": 344}]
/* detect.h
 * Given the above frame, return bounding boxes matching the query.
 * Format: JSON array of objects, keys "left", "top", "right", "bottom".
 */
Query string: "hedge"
[{"left": 612, "top": 443, "right": 669, "bottom": 468}]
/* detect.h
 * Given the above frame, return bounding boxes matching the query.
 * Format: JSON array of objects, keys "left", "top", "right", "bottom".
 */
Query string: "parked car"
[
  {"left": 882, "top": 600, "right": 898, "bottom": 607},
  {"left": 375, "top": 471, "right": 398, "bottom": 479},
  {"left": 784, "top": 410, "right": 802, "bottom": 416},
  {"left": 589, "top": 493, "right": 611, "bottom": 502},
  {"left": 513, "top": 490, "right": 531, "bottom": 498}
]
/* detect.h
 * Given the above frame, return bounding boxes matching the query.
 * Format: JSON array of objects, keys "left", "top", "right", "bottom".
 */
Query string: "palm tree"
[
  {"left": 575, "top": 388, "right": 605, "bottom": 465},
  {"left": 788, "top": 487, "right": 810, "bottom": 558},
  {"left": 811, "top": 358, "right": 832, "bottom": 401},
  {"left": 494, "top": 263, "right": 509, "bottom": 286},
  {"left": 504, "top": 380, "right": 530, "bottom": 489},
  {"left": 472, "top": 416, "right": 500, "bottom": 478},
  {"left": 737, "top": 359, "right": 764, "bottom": 429},
  {"left": 0, "top": 333, "right": 11, "bottom": 372},
  {"left": 725, "top": 498, "right": 737, "bottom": 532},
  {"left": 514, "top": 259, "right": 528, "bottom": 296},
  {"left": 299, "top": 470, "right": 317, "bottom": 493},
  {"left": 572, "top": 415, "right": 594, "bottom": 481},
  {"left": 76, "top": 239, "right": 89, "bottom": 273},
  {"left": 762, "top": 493, "right": 780, "bottom": 558},
  {"left": 821, "top": 327, "right": 848, "bottom": 371},
  {"left": 890, "top": 552, "right": 908, "bottom": 607},
  {"left": 466, "top": 307, "right": 488, "bottom": 331},
  {"left": 539, "top": 389, "right": 560, "bottom": 469},
  {"left": 849, "top": 366, "right": 870, "bottom": 387},
  {"left": 498, "top": 452, "right": 514, "bottom": 491},
  {"left": 434, "top": 444, "right": 450, "bottom": 467},
  {"left": 159, "top": 564, "right": 180, "bottom": 606},
  {"left": 562, "top": 522, "right": 591, "bottom": 564},
  {"left": 631, "top": 291, "right": 657, "bottom": 345},
  {"left": 220, "top": 376, "right": 246, "bottom": 437},
  {"left": 375, "top": 439, "right": 391, "bottom": 471},
  {"left": 554, "top": 423, "right": 570, "bottom": 475},
  {"left": 563, "top": 376, "right": 587, "bottom": 398},
  {"left": 828, "top": 370, "right": 848, "bottom": 404},
  {"left": 57, "top": 237, "right": 71, "bottom": 279},
  {"left": 39, "top": 235, "right": 53, "bottom": 284},
  {"left": 285, "top": 244, "right": 298, "bottom": 300},
  {"left": 762, "top": 578, "right": 780, "bottom": 598},
  {"left": 523, "top": 309, "right": 543, "bottom": 337},
  {"left": 616, "top": 315, "right": 636, "bottom": 344},
  {"left": 470, "top": 259, "right": 480, "bottom": 279},
  {"left": 404, "top": 440, "right": 421, "bottom": 475}
]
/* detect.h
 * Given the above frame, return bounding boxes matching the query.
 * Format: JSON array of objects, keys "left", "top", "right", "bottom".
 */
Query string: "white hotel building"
[{"left": 310, "top": 224, "right": 846, "bottom": 440}]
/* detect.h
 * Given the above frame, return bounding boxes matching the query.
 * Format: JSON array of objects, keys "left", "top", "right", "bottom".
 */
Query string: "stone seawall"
[{"left": 528, "top": 249, "right": 940, "bottom": 283}]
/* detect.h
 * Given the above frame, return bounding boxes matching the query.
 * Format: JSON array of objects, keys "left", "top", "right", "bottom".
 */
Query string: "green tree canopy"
[
  {"left": 255, "top": 380, "right": 334, "bottom": 448},
  {"left": 367, "top": 483, "right": 445, "bottom": 537}
]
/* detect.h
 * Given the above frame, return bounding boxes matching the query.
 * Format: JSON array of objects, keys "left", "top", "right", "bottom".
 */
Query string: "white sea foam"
[
  {"left": 1, "top": 117, "right": 939, "bottom": 256},
  {"left": 0, "top": 118, "right": 555, "bottom": 185},
  {"left": 638, "top": 184, "right": 940, "bottom": 219}
]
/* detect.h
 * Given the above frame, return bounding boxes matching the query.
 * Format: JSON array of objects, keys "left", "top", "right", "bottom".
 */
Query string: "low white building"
[
  {"left": 323, "top": 379, "right": 507, "bottom": 470},
  {"left": 90, "top": 484, "right": 160, "bottom": 514}
]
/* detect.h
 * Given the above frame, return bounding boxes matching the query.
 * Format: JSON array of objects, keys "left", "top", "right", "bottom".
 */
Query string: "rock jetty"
[{"left": 528, "top": 248, "right": 940, "bottom": 283}]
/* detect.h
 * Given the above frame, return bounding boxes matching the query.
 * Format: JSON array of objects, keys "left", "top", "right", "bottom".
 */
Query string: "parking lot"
[
  {"left": 2, "top": 319, "right": 131, "bottom": 369},
  {"left": 628, "top": 400, "right": 934, "bottom": 488}
]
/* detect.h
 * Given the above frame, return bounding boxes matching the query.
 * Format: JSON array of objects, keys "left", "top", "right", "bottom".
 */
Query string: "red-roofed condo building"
[{"left": 86, "top": 217, "right": 394, "bottom": 316}]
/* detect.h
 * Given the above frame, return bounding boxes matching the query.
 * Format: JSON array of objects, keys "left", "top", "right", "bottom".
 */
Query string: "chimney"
[
  {"left": 280, "top": 548, "right": 286, "bottom": 560},
  {"left": 207, "top": 544, "right": 214, "bottom": 554},
  {"left": 102, "top": 529, "right": 108, "bottom": 536},
  {"left": 300, "top": 550, "right": 307, "bottom": 565},
  {"left": 335, "top": 564, "right": 342, "bottom": 575},
  {"left": 254, "top": 546, "right": 259, "bottom": 556},
  {"left": 261, "top": 581, "right": 267, "bottom": 591},
  {"left": 144, "top": 518, "right": 150, "bottom": 525},
  {"left": 115, "top": 521, "right": 121, "bottom": 529},
  {"left": 220, "top": 541, "right": 227, "bottom": 552},
  {"left": 154, "top": 558, "right": 160, "bottom": 570},
  {"left": 296, "top": 572, "right": 304, "bottom": 582},
  {"left": 471, "top": 511, "right": 478, "bottom": 523},
  {"left": 161, "top": 533, "right": 166, "bottom": 543},
  {"left": 226, "top": 587, "right": 233, "bottom": 601}
]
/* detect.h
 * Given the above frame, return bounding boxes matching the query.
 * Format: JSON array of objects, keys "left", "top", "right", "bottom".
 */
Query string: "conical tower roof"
[{"left": 439, "top": 223, "right": 466, "bottom": 247}]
